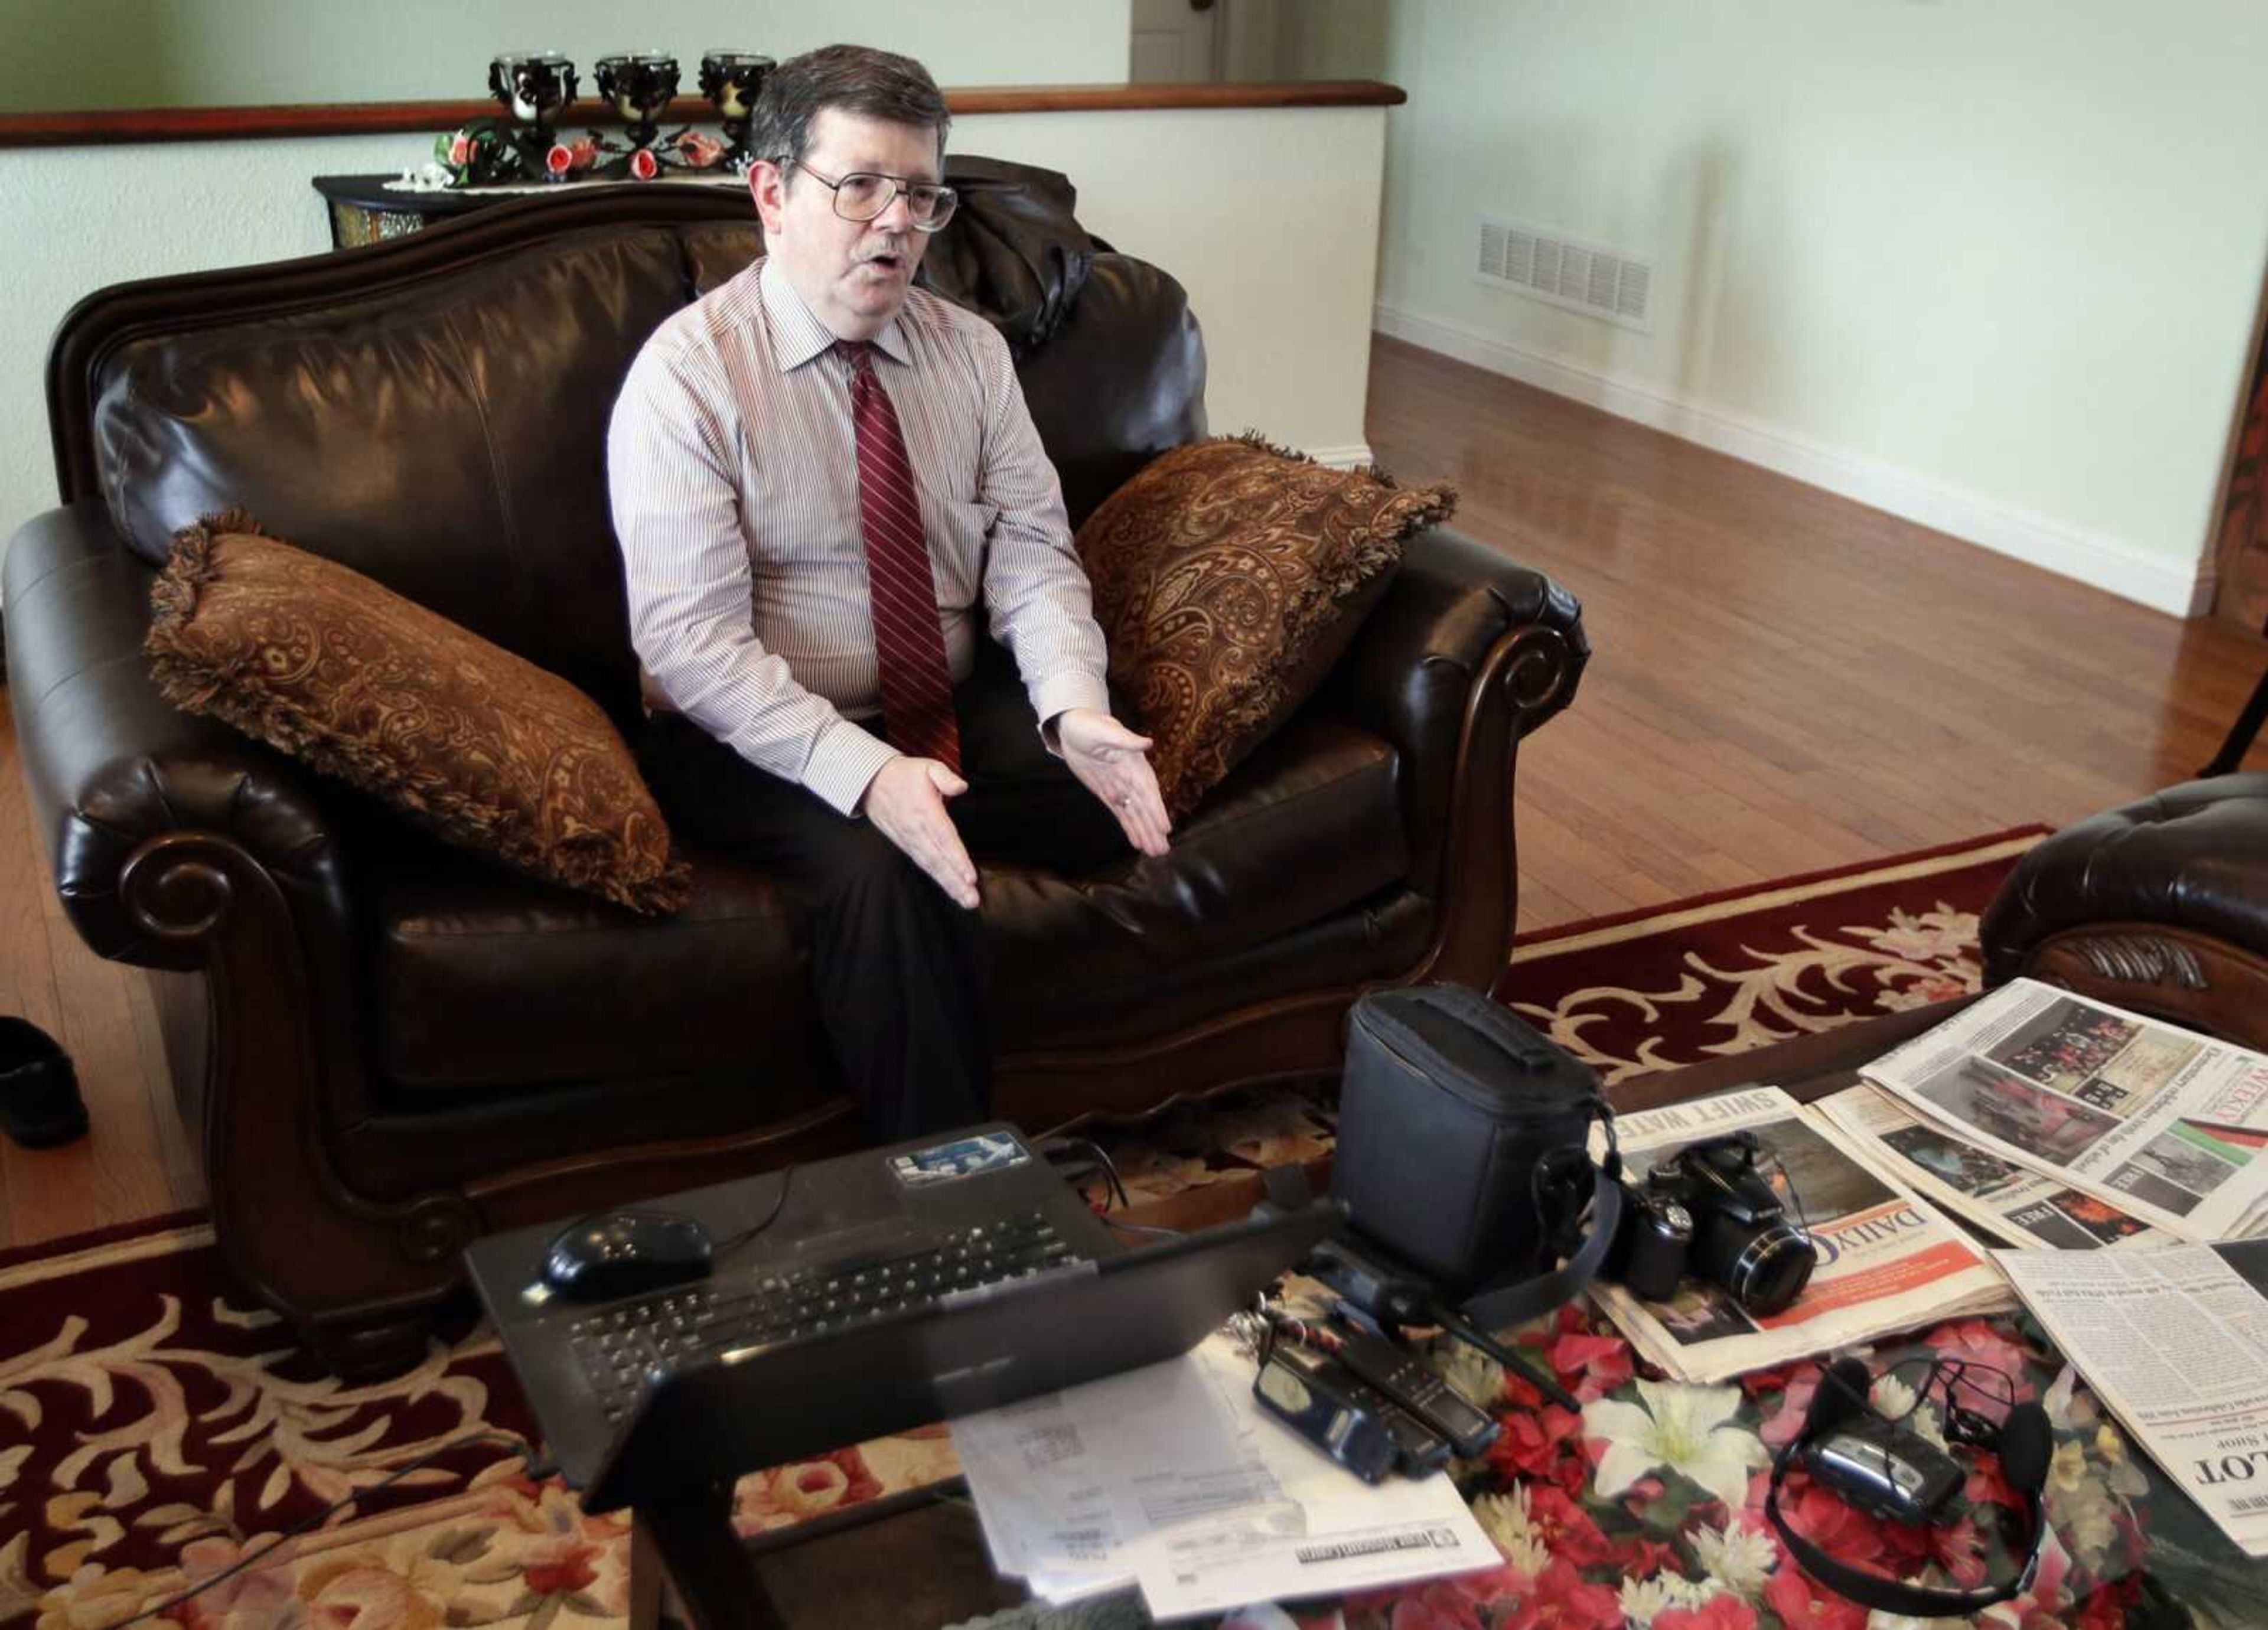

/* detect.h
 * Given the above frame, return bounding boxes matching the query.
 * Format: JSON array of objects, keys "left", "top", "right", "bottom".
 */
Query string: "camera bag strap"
[{"left": 1458, "top": 1134, "right": 1623, "bottom": 1334}]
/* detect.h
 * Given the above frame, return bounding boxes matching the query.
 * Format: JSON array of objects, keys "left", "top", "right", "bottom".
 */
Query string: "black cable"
[
  {"left": 1901, "top": 1354, "right": 2017, "bottom": 1444},
  {"left": 1040, "top": 1134, "right": 1174, "bottom": 1234},
  {"left": 1757, "top": 1142, "right": 1817, "bottom": 1242},
  {"left": 1089, "top": 1142, "right": 1131, "bottom": 1211},
  {"left": 1425, "top": 1303, "right": 1582, "bottom": 1414},
  {"left": 712, "top": 1163, "right": 797, "bottom": 1259},
  {"left": 1823, "top": 1353, "right": 2019, "bottom": 1462},
  {"left": 1041, "top": 1136, "right": 1130, "bottom": 1210},
  {"left": 94, "top": 1430, "right": 536, "bottom": 1630},
  {"left": 1944, "top": 1356, "right": 2015, "bottom": 1411}
]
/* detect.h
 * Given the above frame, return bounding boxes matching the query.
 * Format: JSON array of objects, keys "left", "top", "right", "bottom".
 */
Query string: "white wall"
[
  {"left": 959, "top": 106, "right": 1383, "bottom": 465},
  {"left": 1366, "top": 0, "right": 2268, "bottom": 616},
  {"left": 4, "top": 0, "right": 1129, "bottom": 109},
  {"left": 0, "top": 103, "right": 1382, "bottom": 547}
]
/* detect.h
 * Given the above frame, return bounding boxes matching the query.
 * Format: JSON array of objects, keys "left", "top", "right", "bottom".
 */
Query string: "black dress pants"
[{"left": 638, "top": 650, "right": 1130, "bottom": 1143}]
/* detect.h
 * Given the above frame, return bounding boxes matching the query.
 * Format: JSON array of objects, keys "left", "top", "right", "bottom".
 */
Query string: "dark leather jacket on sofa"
[{"left": 6, "top": 185, "right": 1588, "bottom": 1376}]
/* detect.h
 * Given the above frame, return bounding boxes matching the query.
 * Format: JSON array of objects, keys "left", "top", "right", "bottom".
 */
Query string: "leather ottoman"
[{"left": 1979, "top": 774, "right": 2268, "bottom": 1048}]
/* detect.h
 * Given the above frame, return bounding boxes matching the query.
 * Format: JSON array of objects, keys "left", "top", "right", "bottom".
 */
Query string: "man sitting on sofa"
[{"left": 607, "top": 43, "right": 1171, "bottom": 1142}]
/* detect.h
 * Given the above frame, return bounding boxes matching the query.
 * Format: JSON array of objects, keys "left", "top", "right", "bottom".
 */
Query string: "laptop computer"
[{"left": 465, "top": 1122, "right": 1344, "bottom": 1511}]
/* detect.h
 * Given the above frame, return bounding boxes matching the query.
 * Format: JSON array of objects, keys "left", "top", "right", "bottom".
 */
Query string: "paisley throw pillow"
[
  {"left": 1077, "top": 436, "right": 1456, "bottom": 819},
  {"left": 145, "top": 511, "right": 690, "bottom": 915}
]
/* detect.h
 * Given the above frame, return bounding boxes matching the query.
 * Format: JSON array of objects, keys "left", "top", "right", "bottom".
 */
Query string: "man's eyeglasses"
[{"left": 784, "top": 161, "right": 959, "bottom": 232}]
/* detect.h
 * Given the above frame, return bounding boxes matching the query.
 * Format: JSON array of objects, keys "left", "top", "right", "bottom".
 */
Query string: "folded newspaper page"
[
  {"left": 1130, "top": 1338, "right": 1497, "bottom": 1619},
  {"left": 1814, "top": 1083, "right": 2168, "bottom": 1252},
  {"left": 1997, "top": 1243, "right": 2268, "bottom": 1557},
  {"left": 1588, "top": 1086, "right": 2011, "bottom": 1384},
  {"left": 951, "top": 1331, "right": 1495, "bottom": 1614},
  {"left": 1862, "top": 979, "right": 2268, "bottom": 1243}
]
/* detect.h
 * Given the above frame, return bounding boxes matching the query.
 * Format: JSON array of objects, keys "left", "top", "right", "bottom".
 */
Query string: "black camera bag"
[{"left": 1331, "top": 983, "right": 1621, "bottom": 1329}]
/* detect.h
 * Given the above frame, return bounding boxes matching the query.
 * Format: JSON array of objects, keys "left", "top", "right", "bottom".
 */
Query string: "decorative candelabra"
[
  {"left": 596, "top": 51, "right": 679, "bottom": 156},
  {"left": 699, "top": 50, "right": 775, "bottom": 173},
  {"left": 487, "top": 50, "right": 577, "bottom": 176},
  {"left": 436, "top": 45, "right": 765, "bottom": 188}
]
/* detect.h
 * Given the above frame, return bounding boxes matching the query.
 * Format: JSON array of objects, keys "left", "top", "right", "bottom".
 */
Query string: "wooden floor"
[
  {"left": 1366, "top": 337, "right": 2268, "bottom": 928},
  {"left": 2, "top": 337, "right": 2263, "bottom": 1253}
]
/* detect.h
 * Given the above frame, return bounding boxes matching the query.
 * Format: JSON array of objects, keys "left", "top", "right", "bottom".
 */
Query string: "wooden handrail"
[{"left": 0, "top": 80, "right": 1405, "bottom": 149}]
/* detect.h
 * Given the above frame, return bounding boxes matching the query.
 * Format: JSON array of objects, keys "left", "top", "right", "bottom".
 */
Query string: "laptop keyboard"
[{"left": 565, "top": 1208, "right": 1090, "bottom": 1423}]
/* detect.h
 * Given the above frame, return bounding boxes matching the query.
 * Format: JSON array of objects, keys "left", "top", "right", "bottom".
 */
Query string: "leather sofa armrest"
[
  {"left": 4, "top": 500, "right": 355, "bottom": 969},
  {"left": 1318, "top": 525, "right": 1588, "bottom": 895},
  {"left": 1977, "top": 778, "right": 2268, "bottom": 1047}
]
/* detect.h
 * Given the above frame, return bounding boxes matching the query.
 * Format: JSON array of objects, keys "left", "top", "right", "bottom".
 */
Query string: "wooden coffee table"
[{"left": 633, "top": 1002, "right": 1972, "bottom": 1628}]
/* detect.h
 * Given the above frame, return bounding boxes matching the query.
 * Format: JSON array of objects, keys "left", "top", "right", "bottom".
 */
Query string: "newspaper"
[
  {"left": 1862, "top": 979, "right": 2268, "bottom": 1243},
  {"left": 951, "top": 1338, "right": 1278, "bottom": 1594},
  {"left": 1997, "top": 1244, "right": 2268, "bottom": 1557},
  {"left": 1587, "top": 1086, "right": 2012, "bottom": 1384},
  {"left": 1130, "top": 1340, "right": 1497, "bottom": 1618},
  {"left": 951, "top": 1332, "right": 1495, "bottom": 1615},
  {"left": 1813, "top": 1084, "right": 2169, "bottom": 1252}
]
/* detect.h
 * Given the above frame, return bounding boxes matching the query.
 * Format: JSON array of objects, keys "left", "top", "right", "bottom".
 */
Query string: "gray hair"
[{"left": 749, "top": 44, "right": 950, "bottom": 180}]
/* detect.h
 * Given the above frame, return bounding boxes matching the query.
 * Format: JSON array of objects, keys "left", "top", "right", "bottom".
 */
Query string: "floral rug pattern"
[
  {"left": 1495, "top": 829, "right": 2049, "bottom": 1083},
  {"left": 17, "top": 828, "right": 2229, "bottom": 1630},
  {"left": 1230, "top": 1299, "right": 2268, "bottom": 1630},
  {"left": 0, "top": 1218, "right": 974, "bottom": 1630}
]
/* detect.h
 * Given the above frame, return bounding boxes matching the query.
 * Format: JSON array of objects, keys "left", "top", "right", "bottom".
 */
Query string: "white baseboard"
[
  {"left": 1373, "top": 301, "right": 2212, "bottom": 618},
  {"left": 1306, "top": 443, "right": 1376, "bottom": 471}
]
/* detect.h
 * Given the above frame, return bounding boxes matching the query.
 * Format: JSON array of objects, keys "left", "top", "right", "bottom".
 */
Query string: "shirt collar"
[{"left": 758, "top": 257, "right": 912, "bottom": 373}]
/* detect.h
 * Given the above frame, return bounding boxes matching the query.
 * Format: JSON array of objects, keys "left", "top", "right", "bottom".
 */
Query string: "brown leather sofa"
[
  {"left": 5, "top": 186, "right": 1588, "bottom": 1377},
  {"left": 1980, "top": 774, "right": 2268, "bottom": 1049}
]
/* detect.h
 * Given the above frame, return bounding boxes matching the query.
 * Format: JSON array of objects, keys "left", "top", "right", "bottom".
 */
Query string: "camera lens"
[
  {"left": 1687, "top": 1208, "right": 1817, "bottom": 1317},
  {"left": 1721, "top": 1225, "right": 1817, "bottom": 1316}
]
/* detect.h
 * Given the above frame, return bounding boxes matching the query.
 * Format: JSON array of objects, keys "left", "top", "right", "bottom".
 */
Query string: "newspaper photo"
[
  {"left": 1813, "top": 1083, "right": 2168, "bottom": 1253},
  {"left": 1863, "top": 979, "right": 2268, "bottom": 1243},
  {"left": 1587, "top": 1086, "right": 2011, "bottom": 1384},
  {"left": 1997, "top": 1244, "right": 2268, "bottom": 1558}
]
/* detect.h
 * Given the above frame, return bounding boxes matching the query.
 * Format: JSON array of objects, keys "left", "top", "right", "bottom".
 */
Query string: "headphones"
[{"left": 1766, "top": 1355, "right": 2052, "bottom": 1618}]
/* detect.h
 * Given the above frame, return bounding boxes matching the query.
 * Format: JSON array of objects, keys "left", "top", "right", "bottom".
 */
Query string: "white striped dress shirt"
[{"left": 607, "top": 255, "right": 1111, "bottom": 815}]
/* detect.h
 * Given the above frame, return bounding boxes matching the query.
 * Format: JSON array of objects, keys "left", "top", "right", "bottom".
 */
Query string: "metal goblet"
[
  {"left": 489, "top": 50, "right": 578, "bottom": 155},
  {"left": 596, "top": 51, "right": 680, "bottom": 154},
  {"left": 699, "top": 50, "right": 774, "bottom": 171}
]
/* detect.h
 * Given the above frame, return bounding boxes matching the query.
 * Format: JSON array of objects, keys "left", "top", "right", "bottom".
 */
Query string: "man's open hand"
[
  {"left": 859, "top": 756, "right": 980, "bottom": 908},
  {"left": 1057, "top": 709, "right": 1171, "bottom": 856}
]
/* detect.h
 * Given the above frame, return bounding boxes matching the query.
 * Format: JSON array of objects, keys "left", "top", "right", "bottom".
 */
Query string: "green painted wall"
[
  {"left": 1353, "top": 0, "right": 2268, "bottom": 612},
  {"left": 0, "top": 0, "right": 1129, "bottom": 111}
]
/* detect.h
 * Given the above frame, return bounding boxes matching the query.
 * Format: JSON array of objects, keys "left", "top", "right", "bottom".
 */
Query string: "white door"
[{"left": 1130, "top": 0, "right": 1223, "bottom": 82}]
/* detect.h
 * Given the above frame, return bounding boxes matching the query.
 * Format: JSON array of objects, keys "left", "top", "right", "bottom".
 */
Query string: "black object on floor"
[
  {"left": 0, "top": 1018, "right": 87, "bottom": 1148},
  {"left": 2204, "top": 661, "right": 2268, "bottom": 776}
]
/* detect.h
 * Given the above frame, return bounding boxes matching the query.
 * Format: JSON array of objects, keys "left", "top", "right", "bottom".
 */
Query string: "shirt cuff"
[
  {"left": 801, "top": 718, "right": 902, "bottom": 817},
  {"left": 1031, "top": 673, "right": 1113, "bottom": 755}
]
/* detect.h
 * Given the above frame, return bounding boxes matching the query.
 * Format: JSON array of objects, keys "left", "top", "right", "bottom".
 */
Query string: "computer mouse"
[{"left": 541, "top": 1209, "right": 715, "bottom": 1301}]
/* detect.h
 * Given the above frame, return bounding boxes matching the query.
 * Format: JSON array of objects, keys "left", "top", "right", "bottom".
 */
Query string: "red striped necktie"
[{"left": 843, "top": 340, "right": 961, "bottom": 773}]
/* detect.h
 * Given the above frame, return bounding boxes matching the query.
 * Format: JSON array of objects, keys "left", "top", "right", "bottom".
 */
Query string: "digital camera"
[{"left": 1604, "top": 1131, "right": 1817, "bottom": 1316}]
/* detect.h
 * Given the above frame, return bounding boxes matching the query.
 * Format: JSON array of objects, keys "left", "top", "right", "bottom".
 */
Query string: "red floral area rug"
[
  {"left": 13, "top": 827, "right": 2179, "bottom": 1630},
  {"left": 1087, "top": 830, "right": 2051, "bottom": 1204},
  {"left": 1495, "top": 827, "right": 2052, "bottom": 1084},
  {"left": 0, "top": 1218, "right": 959, "bottom": 1629}
]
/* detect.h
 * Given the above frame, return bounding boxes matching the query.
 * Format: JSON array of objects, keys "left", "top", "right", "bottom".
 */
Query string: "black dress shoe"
[{"left": 0, "top": 1018, "right": 87, "bottom": 1148}]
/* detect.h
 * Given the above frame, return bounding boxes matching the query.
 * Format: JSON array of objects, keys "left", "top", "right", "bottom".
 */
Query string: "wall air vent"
[{"left": 1475, "top": 214, "right": 1652, "bottom": 332}]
